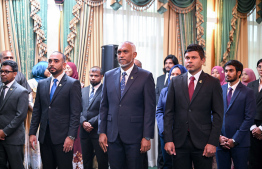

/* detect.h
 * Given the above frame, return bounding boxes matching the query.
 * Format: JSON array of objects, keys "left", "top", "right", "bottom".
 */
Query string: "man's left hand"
[
  {"left": 0, "top": 130, "right": 6, "bottom": 140},
  {"left": 203, "top": 144, "right": 216, "bottom": 157},
  {"left": 140, "top": 138, "right": 151, "bottom": 153},
  {"left": 225, "top": 139, "right": 235, "bottom": 148},
  {"left": 252, "top": 127, "right": 262, "bottom": 138},
  {"left": 63, "top": 137, "right": 74, "bottom": 153}
]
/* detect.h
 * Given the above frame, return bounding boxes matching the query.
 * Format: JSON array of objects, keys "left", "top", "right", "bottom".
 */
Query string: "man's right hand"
[
  {"left": 164, "top": 142, "right": 176, "bottom": 155},
  {"left": 83, "top": 122, "right": 94, "bottom": 132},
  {"left": 219, "top": 135, "right": 230, "bottom": 149},
  {"left": 99, "top": 133, "right": 108, "bottom": 153},
  {"left": 29, "top": 135, "right": 37, "bottom": 150}
]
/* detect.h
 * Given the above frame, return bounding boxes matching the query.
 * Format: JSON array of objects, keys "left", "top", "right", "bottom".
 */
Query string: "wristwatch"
[
  {"left": 232, "top": 139, "right": 239, "bottom": 146},
  {"left": 68, "top": 136, "right": 75, "bottom": 140},
  {"left": 144, "top": 137, "right": 150, "bottom": 141}
]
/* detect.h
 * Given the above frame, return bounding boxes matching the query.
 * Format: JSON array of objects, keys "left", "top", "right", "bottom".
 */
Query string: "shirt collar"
[
  {"left": 228, "top": 80, "right": 240, "bottom": 91},
  {"left": 4, "top": 79, "right": 16, "bottom": 88},
  {"left": 51, "top": 71, "right": 65, "bottom": 83},
  {"left": 188, "top": 70, "right": 202, "bottom": 82},
  {"left": 121, "top": 64, "right": 134, "bottom": 76},
  {"left": 90, "top": 82, "right": 102, "bottom": 90}
]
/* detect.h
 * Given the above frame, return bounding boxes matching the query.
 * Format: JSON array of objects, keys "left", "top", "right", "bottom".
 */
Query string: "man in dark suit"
[
  {"left": 29, "top": 52, "right": 82, "bottom": 169},
  {"left": 247, "top": 58, "right": 262, "bottom": 169},
  {"left": 0, "top": 60, "right": 29, "bottom": 169},
  {"left": 80, "top": 66, "right": 108, "bottom": 169},
  {"left": 0, "top": 50, "right": 32, "bottom": 93},
  {"left": 155, "top": 54, "right": 178, "bottom": 169},
  {"left": 216, "top": 60, "right": 256, "bottom": 169},
  {"left": 164, "top": 44, "right": 223, "bottom": 169},
  {"left": 98, "top": 41, "right": 156, "bottom": 169}
]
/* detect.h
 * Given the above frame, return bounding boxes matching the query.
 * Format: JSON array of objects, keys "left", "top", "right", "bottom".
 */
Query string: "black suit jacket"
[
  {"left": 248, "top": 80, "right": 262, "bottom": 121},
  {"left": 164, "top": 71, "right": 224, "bottom": 149},
  {"left": 155, "top": 74, "right": 166, "bottom": 103},
  {"left": 80, "top": 84, "right": 102, "bottom": 139},
  {"left": 0, "top": 81, "right": 28, "bottom": 145},
  {"left": 29, "top": 74, "right": 82, "bottom": 144}
]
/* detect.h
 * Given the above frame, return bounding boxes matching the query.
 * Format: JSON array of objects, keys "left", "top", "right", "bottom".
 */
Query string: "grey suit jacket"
[
  {"left": 0, "top": 81, "right": 29, "bottom": 145},
  {"left": 164, "top": 71, "right": 224, "bottom": 149},
  {"left": 29, "top": 74, "right": 82, "bottom": 144},
  {"left": 80, "top": 84, "right": 103, "bottom": 139}
]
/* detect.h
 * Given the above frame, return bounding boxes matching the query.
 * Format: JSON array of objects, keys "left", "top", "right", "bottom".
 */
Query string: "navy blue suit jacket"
[
  {"left": 98, "top": 64, "right": 156, "bottom": 144},
  {"left": 220, "top": 82, "right": 256, "bottom": 147}
]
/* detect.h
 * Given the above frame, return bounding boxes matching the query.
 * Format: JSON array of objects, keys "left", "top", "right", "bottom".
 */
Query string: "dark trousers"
[
  {"left": 173, "top": 134, "right": 212, "bottom": 169},
  {"left": 80, "top": 137, "right": 108, "bottom": 169},
  {"left": 141, "top": 152, "right": 148, "bottom": 169},
  {"left": 0, "top": 142, "right": 24, "bottom": 169},
  {"left": 40, "top": 126, "right": 73, "bottom": 169},
  {"left": 108, "top": 135, "right": 142, "bottom": 169},
  {"left": 216, "top": 146, "right": 249, "bottom": 169},
  {"left": 157, "top": 132, "right": 164, "bottom": 169},
  {"left": 160, "top": 135, "right": 172, "bottom": 169}
]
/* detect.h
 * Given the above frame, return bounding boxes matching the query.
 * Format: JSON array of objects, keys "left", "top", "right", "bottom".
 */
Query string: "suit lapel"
[
  {"left": 0, "top": 82, "right": 17, "bottom": 110},
  {"left": 223, "top": 84, "right": 228, "bottom": 111},
  {"left": 87, "top": 85, "right": 102, "bottom": 110},
  {"left": 226, "top": 82, "right": 242, "bottom": 111},
  {"left": 45, "top": 77, "right": 52, "bottom": 103},
  {"left": 182, "top": 74, "right": 190, "bottom": 104},
  {"left": 121, "top": 65, "right": 138, "bottom": 100},
  {"left": 190, "top": 71, "right": 206, "bottom": 104},
  {"left": 114, "top": 68, "right": 121, "bottom": 100},
  {"left": 50, "top": 74, "right": 67, "bottom": 104}
]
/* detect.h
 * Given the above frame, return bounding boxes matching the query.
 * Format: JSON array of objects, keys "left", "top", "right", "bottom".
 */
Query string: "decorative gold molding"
[{"left": 196, "top": 0, "right": 205, "bottom": 48}]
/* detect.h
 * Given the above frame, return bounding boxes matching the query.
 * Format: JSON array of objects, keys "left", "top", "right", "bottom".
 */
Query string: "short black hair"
[
  {"left": 164, "top": 55, "right": 178, "bottom": 65},
  {"left": 1, "top": 60, "right": 18, "bottom": 72},
  {"left": 257, "top": 59, "right": 262, "bottom": 67},
  {"left": 90, "top": 66, "right": 103, "bottom": 75},
  {"left": 224, "top": 60, "right": 243, "bottom": 78},
  {"left": 52, "top": 51, "right": 66, "bottom": 63},
  {"left": 184, "top": 44, "right": 205, "bottom": 59}
]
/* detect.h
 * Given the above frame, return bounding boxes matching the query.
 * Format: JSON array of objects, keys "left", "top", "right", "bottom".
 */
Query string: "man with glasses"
[
  {"left": 0, "top": 60, "right": 29, "bottom": 169},
  {"left": 247, "top": 59, "right": 262, "bottom": 169}
]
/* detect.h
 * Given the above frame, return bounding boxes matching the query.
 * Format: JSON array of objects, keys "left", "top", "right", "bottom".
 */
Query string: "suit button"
[
  {"left": 49, "top": 106, "right": 51, "bottom": 109},
  {"left": 189, "top": 109, "right": 191, "bottom": 112},
  {"left": 186, "top": 121, "right": 188, "bottom": 124},
  {"left": 119, "top": 105, "right": 121, "bottom": 107}
]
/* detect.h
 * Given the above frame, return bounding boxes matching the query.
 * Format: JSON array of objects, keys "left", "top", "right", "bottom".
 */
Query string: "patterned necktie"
[
  {"left": 121, "top": 72, "right": 127, "bottom": 97},
  {"left": 188, "top": 76, "right": 195, "bottom": 101},
  {"left": 50, "top": 79, "right": 58, "bottom": 102},
  {"left": 89, "top": 87, "right": 95, "bottom": 105},
  {"left": 227, "top": 87, "right": 233, "bottom": 106},
  {"left": 0, "top": 85, "right": 8, "bottom": 105}
]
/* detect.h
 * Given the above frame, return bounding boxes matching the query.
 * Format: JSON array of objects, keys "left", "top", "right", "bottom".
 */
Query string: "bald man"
[
  {"left": 0, "top": 50, "right": 32, "bottom": 93},
  {"left": 98, "top": 41, "right": 156, "bottom": 169}
]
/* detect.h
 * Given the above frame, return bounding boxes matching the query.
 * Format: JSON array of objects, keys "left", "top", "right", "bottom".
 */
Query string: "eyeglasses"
[
  {"left": 0, "top": 70, "right": 14, "bottom": 74},
  {"left": 257, "top": 66, "right": 262, "bottom": 69}
]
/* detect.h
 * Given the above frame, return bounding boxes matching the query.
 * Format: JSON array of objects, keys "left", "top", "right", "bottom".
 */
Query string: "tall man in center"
[
  {"left": 164, "top": 44, "right": 224, "bottom": 169},
  {"left": 98, "top": 41, "right": 156, "bottom": 169}
]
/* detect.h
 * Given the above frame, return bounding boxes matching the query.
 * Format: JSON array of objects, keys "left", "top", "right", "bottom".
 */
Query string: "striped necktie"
[{"left": 89, "top": 87, "right": 95, "bottom": 105}]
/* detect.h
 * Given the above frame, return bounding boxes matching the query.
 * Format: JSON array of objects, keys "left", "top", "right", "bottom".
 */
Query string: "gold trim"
[{"left": 169, "top": 0, "right": 196, "bottom": 14}]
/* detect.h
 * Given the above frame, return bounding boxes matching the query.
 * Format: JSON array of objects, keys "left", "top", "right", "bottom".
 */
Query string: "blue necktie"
[
  {"left": 227, "top": 87, "right": 233, "bottom": 106},
  {"left": 89, "top": 87, "right": 95, "bottom": 105},
  {"left": 50, "top": 79, "right": 58, "bottom": 102},
  {"left": 121, "top": 72, "right": 127, "bottom": 97}
]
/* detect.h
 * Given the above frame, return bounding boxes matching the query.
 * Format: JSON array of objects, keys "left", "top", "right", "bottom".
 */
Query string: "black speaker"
[{"left": 101, "top": 44, "right": 119, "bottom": 73}]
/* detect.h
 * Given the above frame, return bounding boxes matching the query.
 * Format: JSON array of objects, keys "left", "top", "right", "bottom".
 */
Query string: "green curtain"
[
  {"left": 38, "top": 0, "right": 48, "bottom": 45},
  {"left": 63, "top": 0, "right": 77, "bottom": 61},
  {"left": 170, "top": 0, "right": 194, "bottom": 7},
  {"left": 199, "top": 0, "right": 207, "bottom": 50},
  {"left": 11, "top": 0, "right": 35, "bottom": 79},
  {"left": 179, "top": 9, "right": 197, "bottom": 64},
  {"left": 237, "top": 0, "right": 256, "bottom": 13},
  {"left": 256, "top": 0, "right": 262, "bottom": 24},
  {"left": 130, "top": 0, "right": 153, "bottom": 6}
]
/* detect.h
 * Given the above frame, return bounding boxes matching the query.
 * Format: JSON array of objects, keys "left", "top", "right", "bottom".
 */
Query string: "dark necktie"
[
  {"left": 227, "top": 87, "right": 233, "bottom": 106},
  {"left": 50, "top": 79, "right": 58, "bottom": 102},
  {"left": 0, "top": 85, "right": 8, "bottom": 105},
  {"left": 188, "top": 76, "right": 195, "bottom": 101},
  {"left": 121, "top": 72, "right": 127, "bottom": 97},
  {"left": 89, "top": 87, "right": 95, "bottom": 105}
]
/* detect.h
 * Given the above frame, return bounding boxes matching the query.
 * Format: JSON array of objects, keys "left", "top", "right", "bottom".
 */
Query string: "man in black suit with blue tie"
[
  {"left": 98, "top": 41, "right": 156, "bottom": 169},
  {"left": 29, "top": 52, "right": 82, "bottom": 169},
  {"left": 0, "top": 60, "right": 29, "bottom": 169},
  {"left": 80, "top": 66, "right": 108, "bottom": 169}
]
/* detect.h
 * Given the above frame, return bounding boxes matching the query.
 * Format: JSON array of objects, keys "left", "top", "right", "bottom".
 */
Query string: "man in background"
[
  {"left": 0, "top": 60, "right": 29, "bottom": 169},
  {"left": 80, "top": 66, "right": 108, "bottom": 169}
]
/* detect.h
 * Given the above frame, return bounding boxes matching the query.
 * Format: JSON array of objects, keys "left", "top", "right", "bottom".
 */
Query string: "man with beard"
[
  {"left": 247, "top": 59, "right": 262, "bottom": 169},
  {"left": 216, "top": 60, "right": 256, "bottom": 169},
  {"left": 98, "top": 41, "right": 156, "bottom": 169},
  {"left": 80, "top": 66, "right": 108, "bottom": 169},
  {"left": 29, "top": 51, "right": 82, "bottom": 169}
]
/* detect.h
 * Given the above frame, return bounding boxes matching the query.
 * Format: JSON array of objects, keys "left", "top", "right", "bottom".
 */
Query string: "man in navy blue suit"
[
  {"left": 98, "top": 41, "right": 156, "bottom": 169},
  {"left": 216, "top": 60, "right": 256, "bottom": 169}
]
